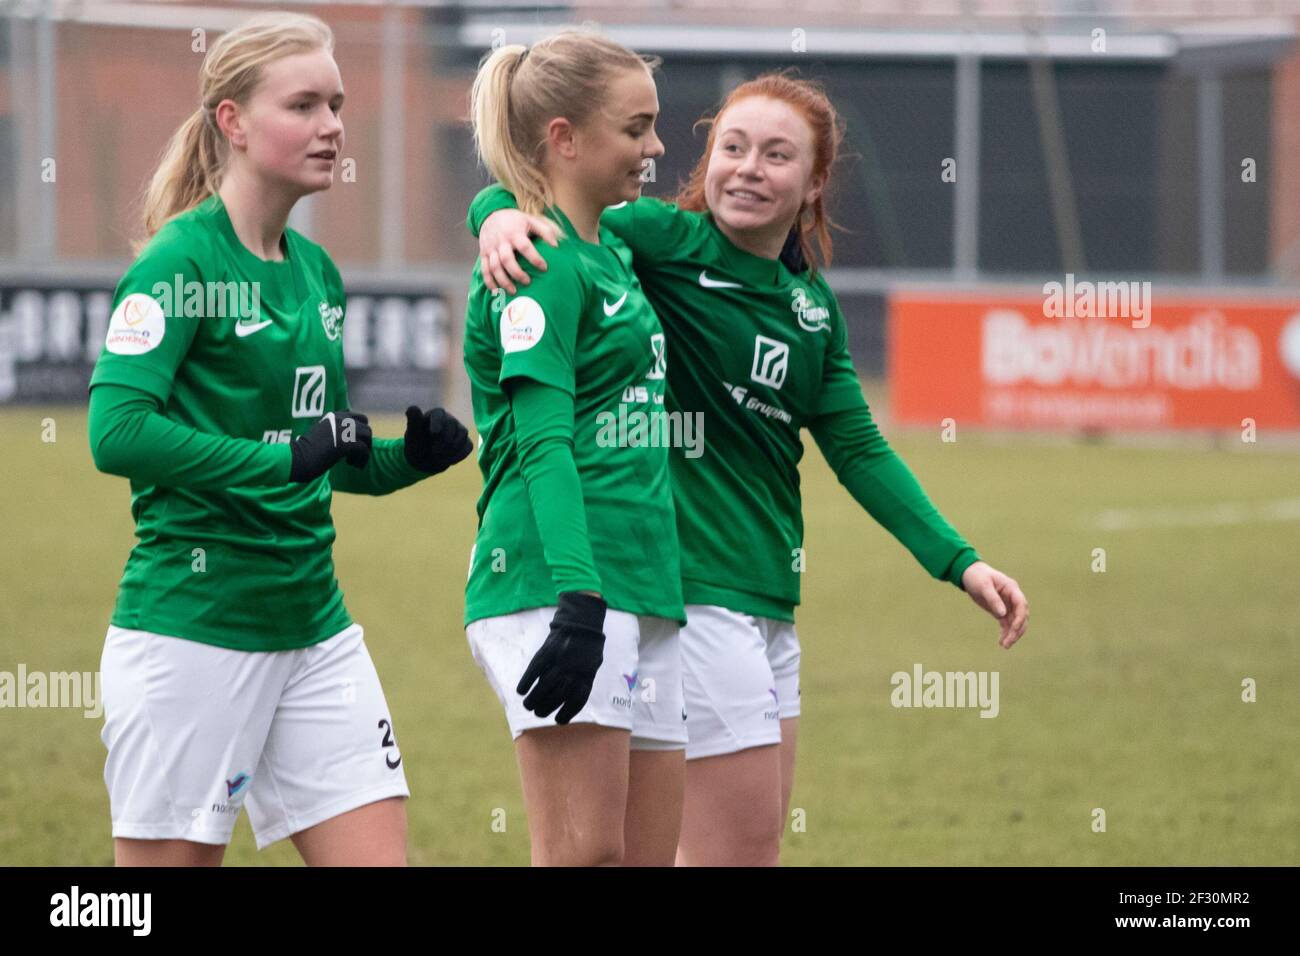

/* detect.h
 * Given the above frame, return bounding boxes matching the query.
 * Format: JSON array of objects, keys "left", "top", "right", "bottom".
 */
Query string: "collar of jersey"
[
  {"left": 703, "top": 213, "right": 791, "bottom": 288},
  {"left": 545, "top": 204, "right": 608, "bottom": 250},
  {"left": 205, "top": 193, "right": 307, "bottom": 305}
]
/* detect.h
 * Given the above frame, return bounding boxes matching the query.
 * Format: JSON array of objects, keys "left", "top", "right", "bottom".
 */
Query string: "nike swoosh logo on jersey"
[
  {"left": 603, "top": 292, "right": 628, "bottom": 316},
  {"left": 699, "top": 271, "right": 743, "bottom": 289},
  {"left": 235, "top": 319, "right": 273, "bottom": 338}
]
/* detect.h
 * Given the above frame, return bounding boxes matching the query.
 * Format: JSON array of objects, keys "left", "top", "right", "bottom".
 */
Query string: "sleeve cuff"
[
  {"left": 393, "top": 440, "right": 431, "bottom": 482},
  {"left": 468, "top": 186, "right": 520, "bottom": 236},
  {"left": 946, "top": 548, "right": 982, "bottom": 590}
]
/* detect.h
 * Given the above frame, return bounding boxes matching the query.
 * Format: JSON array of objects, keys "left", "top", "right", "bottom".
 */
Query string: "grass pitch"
[{"left": 2, "top": 384, "right": 1295, "bottom": 865}]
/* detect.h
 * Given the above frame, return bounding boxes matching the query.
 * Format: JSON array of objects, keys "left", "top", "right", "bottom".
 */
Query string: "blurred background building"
[{"left": 2, "top": 1, "right": 1298, "bottom": 428}]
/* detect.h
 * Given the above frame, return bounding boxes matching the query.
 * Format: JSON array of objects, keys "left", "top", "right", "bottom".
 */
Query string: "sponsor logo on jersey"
[
  {"left": 622, "top": 671, "right": 639, "bottom": 692},
  {"left": 699, "top": 270, "right": 743, "bottom": 289},
  {"left": 291, "top": 365, "right": 327, "bottom": 418},
  {"left": 319, "top": 300, "right": 344, "bottom": 340},
  {"left": 226, "top": 771, "right": 252, "bottom": 798},
  {"left": 603, "top": 291, "right": 628, "bottom": 316},
  {"left": 647, "top": 332, "right": 667, "bottom": 380},
  {"left": 792, "top": 287, "right": 831, "bottom": 332},
  {"left": 721, "top": 379, "right": 792, "bottom": 424},
  {"left": 500, "top": 296, "right": 545, "bottom": 353},
  {"left": 104, "top": 293, "right": 165, "bottom": 355},
  {"left": 751, "top": 335, "right": 790, "bottom": 389}
]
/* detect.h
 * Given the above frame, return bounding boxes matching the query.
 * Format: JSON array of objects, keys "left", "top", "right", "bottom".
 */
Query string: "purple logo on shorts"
[
  {"left": 768, "top": 688, "right": 779, "bottom": 704},
  {"left": 622, "top": 671, "right": 639, "bottom": 692},
  {"left": 226, "top": 772, "right": 251, "bottom": 798}
]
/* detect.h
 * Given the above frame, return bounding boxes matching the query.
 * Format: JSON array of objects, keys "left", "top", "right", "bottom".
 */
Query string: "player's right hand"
[
  {"left": 479, "top": 209, "right": 560, "bottom": 295},
  {"left": 288, "top": 410, "right": 373, "bottom": 482},
  {"left": 516, "top": 591, "right": 606, "bottom": 724},
  {"left": 960, "top": 560, "right": 1029, "bottom": 649}
]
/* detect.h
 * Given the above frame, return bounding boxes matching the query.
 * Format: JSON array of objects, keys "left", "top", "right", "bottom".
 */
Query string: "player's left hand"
[
  {"left": 960, "top": 560, "right": 1028, "bottom": 649},
  {"left": 403, "top": 405, "right": 473, "bottom": 475}
]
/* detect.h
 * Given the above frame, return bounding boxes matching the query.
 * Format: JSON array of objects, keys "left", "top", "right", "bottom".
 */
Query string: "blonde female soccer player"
[
  {"left": 469, "top": 72, "right": 1029, "bottom": 866},
  {"left": 88, "top": 12, "right": 471, "bottom": 867},
  {"left": 462, "top": 33, "right": 688, "bottom": 866}
]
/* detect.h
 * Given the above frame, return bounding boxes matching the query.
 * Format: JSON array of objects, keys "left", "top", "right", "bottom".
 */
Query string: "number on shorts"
[{"left": 378, "top": 718, "right": 401, "bottom": 769}]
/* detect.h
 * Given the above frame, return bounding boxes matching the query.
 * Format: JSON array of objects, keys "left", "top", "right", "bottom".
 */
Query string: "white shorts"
[
  {"left": 681, "top": 604, "right": 802, "bottom": 760},
  {"left": 99, "top": 623, "right": 409, "bottom": 849},
  {"left": 466, "top": 606, "right": 687, "bottom": 749}
]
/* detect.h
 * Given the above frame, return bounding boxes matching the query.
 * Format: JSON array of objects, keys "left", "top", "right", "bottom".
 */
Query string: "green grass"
[{"left": 2, "top": 387, "right": 1296, "bottom": 865}]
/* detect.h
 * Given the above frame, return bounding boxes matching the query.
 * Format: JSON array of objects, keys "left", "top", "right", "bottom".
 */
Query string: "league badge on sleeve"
[
  {"left": 105, "top": 293, "right": 166, "bottom": 355},
  {"left": 500, "top": 296, "right": 546, "bottom": 353}
]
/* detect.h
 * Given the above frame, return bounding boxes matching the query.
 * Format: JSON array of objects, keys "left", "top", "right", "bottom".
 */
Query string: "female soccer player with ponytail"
[
  {"left": 470, "top": 72, "right": 1030, "bottom": 866},
  {"left": 462, "top": 33, "right": 688, "bottom": 866},
  {"left": 89, "top": 12, "right": 471, "bottom": 866}
]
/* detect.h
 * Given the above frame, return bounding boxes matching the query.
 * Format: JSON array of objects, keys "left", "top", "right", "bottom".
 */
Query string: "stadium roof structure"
[
  {"left": 452, "top": 18, "right": 1296, "bottom": 70},
  {"left": 7, "top": 0, "right": 1299, "bottom": 283},
  {"left": 14, "top": 2, "right": 1298, "bottom": 71}
]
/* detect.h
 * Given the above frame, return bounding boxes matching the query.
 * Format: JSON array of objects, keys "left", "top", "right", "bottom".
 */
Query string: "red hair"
[{"left": 672, "top": 70, "right": 845, "bottom": 275}]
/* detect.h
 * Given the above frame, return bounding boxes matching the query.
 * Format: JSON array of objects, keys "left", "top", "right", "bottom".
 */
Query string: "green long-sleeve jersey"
[
  {"left": 89, "top": 193, "right": 427, "bottom": 651},
  {"left": 462, "top": 204, "right": 684, "bottom": 627},
  {"left": 470, "top": 186, "right": 979, "bottom": 621}
]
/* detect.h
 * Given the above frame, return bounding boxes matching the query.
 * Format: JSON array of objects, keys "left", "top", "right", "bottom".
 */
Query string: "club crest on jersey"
[
  {"left": 500, "top": 296, "right": 545, "bottom": 353},
  {"left": 751, "top": 335, "right": 789, "bottom": 389},
  {"left": 319, "top": 301, "right": 343, "bottom": 341},
  {"left": 791, "top": 287, "right": 831, "bottom": 333}
]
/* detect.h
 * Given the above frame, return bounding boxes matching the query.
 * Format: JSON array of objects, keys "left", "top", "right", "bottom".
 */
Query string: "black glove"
[
  {"left": 779, "top": 228, "right": 808, "bottom": 274},
  {"left": 516, "top": 592, "right": 607, "bottom": 724},
  {"left": 289, "top": 410, "right": 372, "bottom": 482},
  {"left": 403, "top": 405, "right": 473, "bottom": 475}
]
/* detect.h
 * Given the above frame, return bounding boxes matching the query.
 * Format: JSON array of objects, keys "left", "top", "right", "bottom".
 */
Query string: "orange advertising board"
[{"left": 888, "top": 290, "right": 1300, "bottom": 430}]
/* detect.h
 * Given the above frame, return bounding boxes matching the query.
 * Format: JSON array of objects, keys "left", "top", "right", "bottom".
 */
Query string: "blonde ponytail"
[{"left": 135, "top": 109, "right": 227, "bottom": 253}]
